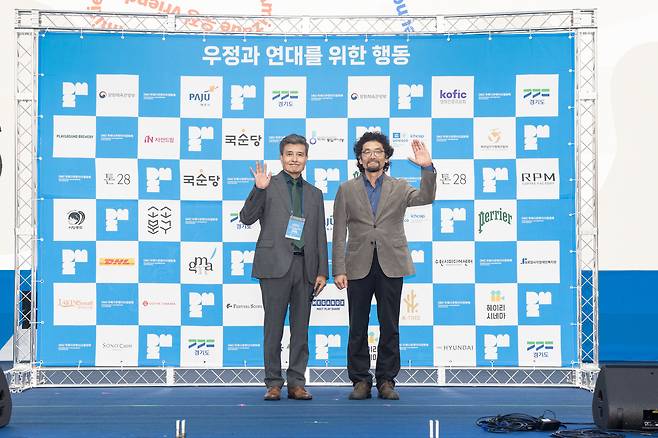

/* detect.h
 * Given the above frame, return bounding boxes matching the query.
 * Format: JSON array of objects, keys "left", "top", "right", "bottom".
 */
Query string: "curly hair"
[{"left": 353, "top": 131, "right": 394, "bottom": 173}]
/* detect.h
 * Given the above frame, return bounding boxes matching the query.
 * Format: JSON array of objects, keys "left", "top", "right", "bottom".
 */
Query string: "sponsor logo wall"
[{"left": 37, "top": 33, "right": 576, "bottom": 368}]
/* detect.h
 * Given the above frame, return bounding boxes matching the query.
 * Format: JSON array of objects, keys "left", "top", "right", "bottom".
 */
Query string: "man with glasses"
[
  {"left": 240, "top": 134, "right": 328, "bottom": 401},
  {"left": 332, "top": 131, "right": 436, "bottom": 400}
]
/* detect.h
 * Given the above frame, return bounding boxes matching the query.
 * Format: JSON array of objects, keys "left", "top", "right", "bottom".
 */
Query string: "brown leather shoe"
[
  {"left": 263, "top": 386, "right": 281, "bottom": 401},
  {"left": 377, "top": 381, "right": 399, "bottom": 400},
  {"left": 348, "top": 381, "right": 372, "bottom": 400},
  {"left": 287, "top": 386, "right": 313, "bottom": 400}
]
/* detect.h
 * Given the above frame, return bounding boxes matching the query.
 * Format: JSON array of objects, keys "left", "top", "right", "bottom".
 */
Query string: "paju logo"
[
  {"left": 523, "top": 88, "right": 550, "bottom": 103},
  {"left": 189, "top": 85, "right": 219, "bottom": 105},
  {"left": 482, "top": 167, "right": 508, "bottom": 193},
  {"left": 62, "top": 82, "right": 88, "bottom": 108},
  {"left": 189, "top": 291, "right": 215, "bottom": 318},
  {"left": 440, "top": 208, "right": 466, "bottom": 234}
]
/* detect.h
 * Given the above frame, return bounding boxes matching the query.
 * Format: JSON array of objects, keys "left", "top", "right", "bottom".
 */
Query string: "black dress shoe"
[
  {"left": 349, "top": 381, "right": 372, "bottom": 400},
  {"left": 377, "top": 381, "right": 399, "bottom": 400}
]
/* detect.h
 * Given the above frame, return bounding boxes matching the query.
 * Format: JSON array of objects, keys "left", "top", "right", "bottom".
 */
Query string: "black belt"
[{"left": 292, "top": 250, "right": 304, "bottom": 256}]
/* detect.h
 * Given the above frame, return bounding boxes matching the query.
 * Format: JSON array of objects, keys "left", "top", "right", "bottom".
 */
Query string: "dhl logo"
[{"left": 99, "top": 258, "right": 135, "bottom": 266}]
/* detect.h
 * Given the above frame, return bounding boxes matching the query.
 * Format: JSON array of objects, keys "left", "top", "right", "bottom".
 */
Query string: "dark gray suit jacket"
[{"left": 240, "top": 171, "right": 329, "bottom": 283}]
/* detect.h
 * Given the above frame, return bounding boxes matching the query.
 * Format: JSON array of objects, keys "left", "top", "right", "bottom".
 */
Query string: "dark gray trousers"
[{"left": 259, "top": 254, "right": 312, "bottom": 389}]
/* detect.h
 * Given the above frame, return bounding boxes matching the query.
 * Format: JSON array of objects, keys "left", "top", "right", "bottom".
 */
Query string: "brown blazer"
[{"left": 332, "top": 168, "right": 436, "bottom": 280}]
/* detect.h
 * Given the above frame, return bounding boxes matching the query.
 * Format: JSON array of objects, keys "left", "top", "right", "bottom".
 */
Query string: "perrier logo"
[{"left": 478, "top": 208, "right": 512, "bottom": 233}]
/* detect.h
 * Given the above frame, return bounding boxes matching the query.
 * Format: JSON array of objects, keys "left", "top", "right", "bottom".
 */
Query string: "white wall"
[{"left": 0, "top": 0, "right": 656, "bottom": 269}]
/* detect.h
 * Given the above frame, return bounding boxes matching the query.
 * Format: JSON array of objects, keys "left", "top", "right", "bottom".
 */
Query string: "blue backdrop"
[{"left": 36, "top": 31, "right": 576, "bottom": 368}]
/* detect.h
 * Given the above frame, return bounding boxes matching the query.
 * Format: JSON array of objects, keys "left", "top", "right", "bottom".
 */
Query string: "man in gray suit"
[
  {"left": 240, "top": 134, "right": 328, "bottom": 401},
  {"left": 333, "top": 132, "right": 436, "bottom": 400}
]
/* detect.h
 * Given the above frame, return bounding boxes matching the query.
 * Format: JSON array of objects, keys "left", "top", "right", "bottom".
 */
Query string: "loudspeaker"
[
  {"left": 0, "top": 370, "right": 11, "bottom": 428},
  {"left": 593, "top": 364, "right": 658, "bottom": 431}
]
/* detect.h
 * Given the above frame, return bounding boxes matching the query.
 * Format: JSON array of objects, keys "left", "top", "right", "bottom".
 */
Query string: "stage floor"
[{"left": 0, "top": 386, "right": 647, "bottom": 437}]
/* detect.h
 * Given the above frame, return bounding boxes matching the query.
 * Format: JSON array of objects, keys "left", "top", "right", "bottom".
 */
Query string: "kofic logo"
[
  {"left": 62, "top": 249, "right": 88, "bottom": 275},
  {"left": 62, "top": 82, "right": 88, "bottom": 108},
  {"left": 483, "top": 334, "right": 510, "bottom": 360},
  {"left": 67, "top": 210, "right": 86, "bottom": 228},
  {"left": 188, "top": 126, "right": 214, "bottom": 152},
  {"left": 146, "top": 167, "right": 172, "bottom": 193},
  {"left": 315, "top": 334, "right": 341, "bottom": 360},
  {"left": 314, "top": 168, "right": 340, "bottom": 194},
  {"left": 147, "top": 206, "right": 172, "bottom": 235},
  {"left": 411, "top": 250, "right": 425, "bottom": 263},
  {"left": 482, "top": 167, "right": 508, "bottom": 193},
  {"left": 477, "top": 207, "right": 512, "bottom": 234},
  {"left": 231, "top": 250, "right": 255, "bottom": 276},
  {"left": 189, "top": 291, "right": 215, "bottom": 318},
  {"left": 146, "top": 333, "right": 173, "bottom": 360},
  {"left": 524, "top": 125, "right": 550, "bottom": 151},
  {"left": 526, "top": 291, "right": 552, "bottom": 317},
  {"left": 439, "top": 88, "right": 468, "bottom": 103},
  {"left": 355, "top": 126, "right": 382, "bottom": 138},
  {"left": 441, "top": 208, "right": 466, "bottom": 233},
  {"left": 230, "top": 84, "right": 256, "bottom": 110},
  {"left": 106, "top": 208, "right": 129, "bottom": 232},
  {"left": 398, "top": 83, "right": 423, "bottom": 110},
  {"left": 188, "top": 248, "right": 217, "bottom": 275}
]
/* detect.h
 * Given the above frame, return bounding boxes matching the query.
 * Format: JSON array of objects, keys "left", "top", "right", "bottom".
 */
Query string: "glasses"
[{"left": 361, "top": 149, "right": 385, "bottom": 157}]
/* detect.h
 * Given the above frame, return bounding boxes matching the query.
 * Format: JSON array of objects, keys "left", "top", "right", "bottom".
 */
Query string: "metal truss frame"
[{"left": 11, "top": 9, "right": 598, "bottom": 392}]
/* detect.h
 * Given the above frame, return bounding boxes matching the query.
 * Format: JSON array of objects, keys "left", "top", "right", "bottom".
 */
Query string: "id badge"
[{"left": 285, "top": 215, "right": 305, "bottom": 240}]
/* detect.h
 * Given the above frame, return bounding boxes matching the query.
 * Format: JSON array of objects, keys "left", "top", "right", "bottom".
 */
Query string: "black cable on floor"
[{"left": 551, "top": 429, "right": 625, "bottom": 438}]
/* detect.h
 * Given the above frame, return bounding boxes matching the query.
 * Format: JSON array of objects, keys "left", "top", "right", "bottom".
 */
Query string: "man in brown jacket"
[{"left": 332, "top": 132, "right": 436, "bottom": 400}]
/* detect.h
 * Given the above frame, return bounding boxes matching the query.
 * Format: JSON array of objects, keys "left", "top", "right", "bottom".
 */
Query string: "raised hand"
[
  {"left": 249, "top": 161, "right": 272, "bottom": 189},
  {"left": 408, "top": 139, "right": 432, "bottom": 168}
]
